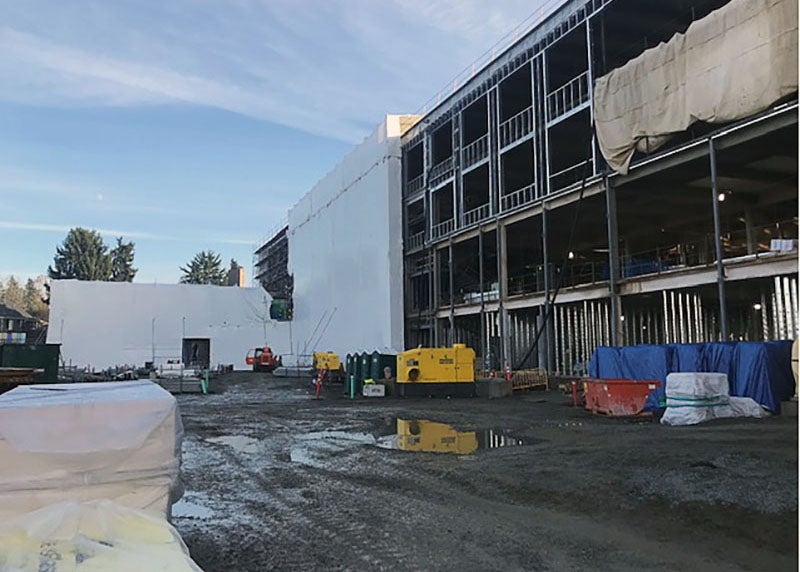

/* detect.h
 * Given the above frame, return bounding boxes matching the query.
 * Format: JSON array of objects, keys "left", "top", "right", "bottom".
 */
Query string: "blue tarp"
[{"left": 588, "top": 341, "right": 795, "bottom": 413}]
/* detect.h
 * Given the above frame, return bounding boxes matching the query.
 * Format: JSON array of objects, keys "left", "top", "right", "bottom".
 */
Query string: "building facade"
[{"left": 400, "top": 0, "right": 798, "bottom": 374}]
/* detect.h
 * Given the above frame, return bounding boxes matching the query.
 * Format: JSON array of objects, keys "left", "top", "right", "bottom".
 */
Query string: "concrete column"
[{"left": 744, "top": 208, "right": 756, "bottom": 255}]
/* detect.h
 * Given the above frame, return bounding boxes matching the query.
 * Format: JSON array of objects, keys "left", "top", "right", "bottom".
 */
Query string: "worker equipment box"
[
  {"left": 583, "top": 378, "right": 660, "bottom": 416},
  {"left": 0, "top": 381, "right": 182, "bottom": 521},
  {"left": 363, "top": 384, "right": 385, "bottom": 397}
]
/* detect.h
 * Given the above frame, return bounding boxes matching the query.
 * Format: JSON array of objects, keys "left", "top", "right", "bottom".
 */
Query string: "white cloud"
[{"left": 0, "top": 1, "right": 553, "bottom": 142}]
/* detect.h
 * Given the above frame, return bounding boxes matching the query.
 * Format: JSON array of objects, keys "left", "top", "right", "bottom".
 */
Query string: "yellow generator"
[
  {"left": 313, "top": 352, "right": 342, "bottom": 382},
  {"left": 396, "top": 419, "right": 478, "bottom": 454},
  {"left": 396, "top": 344, "right": 476, "bottom": 397}
]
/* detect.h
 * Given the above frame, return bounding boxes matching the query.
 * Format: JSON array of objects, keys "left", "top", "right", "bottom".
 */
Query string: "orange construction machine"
[{"left": 245, "top": 347, "right": 282, "bottom": 372}]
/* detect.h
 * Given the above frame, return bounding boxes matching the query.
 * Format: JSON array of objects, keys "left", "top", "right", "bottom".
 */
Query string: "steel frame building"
[{"left": 401, "top": 0, "right": 799, "bottom": 374}]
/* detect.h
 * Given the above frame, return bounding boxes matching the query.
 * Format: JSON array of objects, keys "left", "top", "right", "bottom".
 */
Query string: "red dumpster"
[{"left": 583, "top": 378, "right": 660, "bottom": 417}]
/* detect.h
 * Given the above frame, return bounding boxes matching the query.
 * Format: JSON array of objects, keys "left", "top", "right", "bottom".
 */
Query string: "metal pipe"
[
  {"left": 771, "top": 279, "right": 779, "bottom": 340},
  {"left": 775, "top": 276, "right": 785, "bottom": 339},
  {"left": 585, "top": 304, "right": 591, "bottom": 364},
  {"left": 668, "top": 290, "right": 676, "bottom": 343},
  {"left": 694, "top": 294, "right": 703, "bottom": 342},
  {"left": 789, "top": 276, "right": 798, "bottom": 338},
  {"left": 709, "top": 138, "right": 729, "bottom": 340},
  {"left": 685, "top": 293, "right": 691, "bottom": 343},
  {"left": 662, "top": 290, "right": 669, "bottom": 343},
  {"left": 783, "top": 276, "right": 792, "bottom": 339}
]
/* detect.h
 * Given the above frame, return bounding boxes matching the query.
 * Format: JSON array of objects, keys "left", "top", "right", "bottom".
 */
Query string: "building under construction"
[
  {"left": 257, "top": 0, "right": 798, "bottom": 372},
  {"left": 401, "top": 0, "right": 798, "bottom": 374}
]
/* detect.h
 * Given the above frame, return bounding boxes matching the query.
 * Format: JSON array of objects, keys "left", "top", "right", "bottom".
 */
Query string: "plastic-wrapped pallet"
[
  {"left": 0, "top": 381, "right": 182, "bottom": 521},
  {"left": 661, "top": 373, "right": 770, "bottom": 426},
  {"left": 0, "top": 500, "right": 202, "bottom": 571}
]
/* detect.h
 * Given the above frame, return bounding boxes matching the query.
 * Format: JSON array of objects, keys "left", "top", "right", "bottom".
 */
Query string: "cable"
[{"left": 513, "top": 133, "right": 596, "bottom": 370}]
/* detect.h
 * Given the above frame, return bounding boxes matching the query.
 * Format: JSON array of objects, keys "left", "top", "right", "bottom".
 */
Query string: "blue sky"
[{"left": 0, "top": 0, "right": 550, "bottom": 283}]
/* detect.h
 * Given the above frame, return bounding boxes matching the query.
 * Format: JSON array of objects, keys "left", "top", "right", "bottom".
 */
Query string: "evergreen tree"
[
  {"left": 180, "top": 251, "right": 227, "bottom": 285},
  {"left": 48, "top": 228, "right": 112, "bottom": 281},
  {"left": 23, "top": 278, "right": 48, "bottom": 321},
  {"left": 3, "top": 276, "right": 24, "bottom": 311},
  {"left": 110, "top": 237, "right": 137, "bottom": 282}
]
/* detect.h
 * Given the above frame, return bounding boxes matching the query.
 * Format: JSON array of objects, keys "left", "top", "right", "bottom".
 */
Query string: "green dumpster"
[{"left": 0, "top": 344, "right": 60, "bottom": 382}]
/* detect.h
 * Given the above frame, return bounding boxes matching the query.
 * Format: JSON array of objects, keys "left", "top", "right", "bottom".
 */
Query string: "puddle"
[
  {"left": 205, "top": 435, "right": 260, "bottom": 454},
  {"left": 172, "top": 499, "right": 214, "bottom": 519},
  {"left": 376, "top": 419, "right": 524, "bottom": 455},
  {"left": 299, "top": 430, "right": 376, "bottom": 445},
  {"left": 289, "top": 430, "right": 377, "bottom": 467}
]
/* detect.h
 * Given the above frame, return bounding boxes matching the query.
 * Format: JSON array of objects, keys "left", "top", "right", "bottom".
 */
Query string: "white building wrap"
[
  {"left": 47, "top": 280, "right": 291, "bottom": 370},
  {"left": 286, "top": 116, "right": 407, "bottom": 361}
]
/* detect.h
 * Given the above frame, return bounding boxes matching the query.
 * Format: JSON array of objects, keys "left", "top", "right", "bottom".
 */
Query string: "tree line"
[
  {"left": 48, "top": 227, "right": 240, "bottom": 286},
  {"left": 0, "top": 276, "right": 48, "bottom": 321}
]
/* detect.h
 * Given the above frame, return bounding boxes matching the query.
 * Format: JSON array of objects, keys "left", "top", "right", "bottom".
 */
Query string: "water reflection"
[{"left": 376, "top": 418, "right": 524, "bottom": 454}]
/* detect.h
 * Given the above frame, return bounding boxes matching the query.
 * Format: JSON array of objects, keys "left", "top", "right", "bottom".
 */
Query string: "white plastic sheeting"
[
  {"left": 286, "top": 116, "right": 408, "bottom": 363},
  {"left": 661, "top": 372, "right": 771, "bottom": 426},
  {"left": 0, "top": 381, "right": 182, "bottom": 521},
  {"left": 0, "top": 500, "right": 202, "bottom": 572},
  {"left": 594, "top": 0, "right": 799, "bottom": 174},
  {"left": 47, "top": 280, "right": 291, "bottom": 370}
]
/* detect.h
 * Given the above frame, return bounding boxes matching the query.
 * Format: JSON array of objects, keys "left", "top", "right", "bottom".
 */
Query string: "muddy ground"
[{"left": 173, "top": 372, "right": 797, "bottom": 571}]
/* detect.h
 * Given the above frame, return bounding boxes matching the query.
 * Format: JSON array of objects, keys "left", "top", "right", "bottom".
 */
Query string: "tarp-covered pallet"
[
  {"left": 589, "top": 341, "right": 795, "bottom": 413},
  {"left": 0, "top": 381, "right": 183, "bottom": 522}
]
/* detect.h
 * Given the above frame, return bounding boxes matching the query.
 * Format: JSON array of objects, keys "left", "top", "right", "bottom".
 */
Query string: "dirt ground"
[{"left": 173, "top": 372, "right": 798, "bottom": 571}]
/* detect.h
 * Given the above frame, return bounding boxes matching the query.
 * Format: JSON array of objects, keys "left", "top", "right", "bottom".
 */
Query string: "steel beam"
[
  {"left": 604, "top": 176, "right": 621, "bottom": 346},
  {"left": 709, "top": 138, "right": 729, "bottom": 340}
]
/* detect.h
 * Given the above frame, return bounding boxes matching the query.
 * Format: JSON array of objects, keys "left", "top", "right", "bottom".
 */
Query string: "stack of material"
[
  {"left": 661, "top": 373, "right": 770, "bottom": 426},
  {"left": 0, "top": 500, "right": 202, "bottom": 571},
  {"left": 0, "top": 381, "right": 182, "bottom": 522}
]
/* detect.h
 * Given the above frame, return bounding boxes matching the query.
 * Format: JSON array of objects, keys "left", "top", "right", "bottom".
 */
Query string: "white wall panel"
[{"left": 47, "top": 281, "right": 291, "bottom": 370}]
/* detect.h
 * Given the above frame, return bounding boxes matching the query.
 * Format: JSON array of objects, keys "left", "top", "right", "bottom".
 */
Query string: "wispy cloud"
[
  {"left": 0, "top": 1, "right": 547, "bottom": 143},
  {"left": 0, "top": 220, "right": 255, "bottom": 246}
]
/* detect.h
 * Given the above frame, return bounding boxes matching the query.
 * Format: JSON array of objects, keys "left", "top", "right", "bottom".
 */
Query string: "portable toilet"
[
  {"left": 353, "top": 353, "right": 363, "bottom": 392},
  {"left": 370, "top": 350, "right": 397, "bottom": 382},
  {"left": 359, "top": 351, "right": 371, "bottom": 392}
]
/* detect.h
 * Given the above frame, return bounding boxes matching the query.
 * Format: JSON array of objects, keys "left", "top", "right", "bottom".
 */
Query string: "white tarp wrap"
[
  {"left": 661, "top": 372, "right": 771, "bottom": 426},
  {"left": 0, "top": 500, "right": 202, "bottom": 571},
  {"left": 0, "top": 382, "right": 182, "bottom": 521},
  {"left": 594, "top": 0, "right": 798, "bottom": 174},
  {"left": 286, "top": 116, "right": 409, "bottom": 363}
]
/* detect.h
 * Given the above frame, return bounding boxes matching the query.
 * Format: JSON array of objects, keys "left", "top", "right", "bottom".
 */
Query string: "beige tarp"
[
  {"left": 593, "top": 0, "right": 798, "bottom": 175},
  {"left": 0, "top": 381, "right": 182, "bottom": 522}
]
